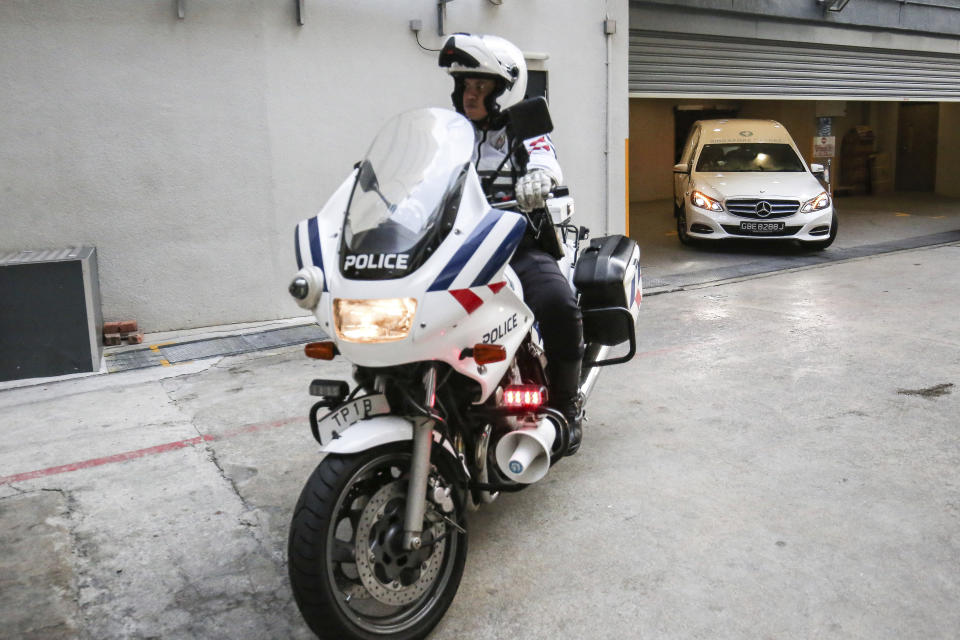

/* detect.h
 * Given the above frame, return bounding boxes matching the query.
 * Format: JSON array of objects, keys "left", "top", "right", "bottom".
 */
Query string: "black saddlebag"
[
  {"left": 573, "top": 234, "right": 641, "bottom": 349},
  {"left": 574, "top": 235, "right": 640, "bottom": 309}
]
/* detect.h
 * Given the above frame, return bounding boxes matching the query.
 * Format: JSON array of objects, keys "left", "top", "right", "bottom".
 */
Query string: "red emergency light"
[{"left": 502, "top": 385, "right": 547, "bottom": 410}]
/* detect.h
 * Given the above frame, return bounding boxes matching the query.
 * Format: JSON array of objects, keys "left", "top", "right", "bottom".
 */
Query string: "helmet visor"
[{"left": 439, "top": 37, "right": 481, "bottom": 69}]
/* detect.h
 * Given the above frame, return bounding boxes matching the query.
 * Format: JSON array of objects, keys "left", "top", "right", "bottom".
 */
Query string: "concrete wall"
[
  {"left": 628, "top": 100, "right": 674, "bottom": 201},
  {"left": 1, "top": 0, "right": 628, "bottom": 332},
  {"left": 937, "top": 103, "right": 960, "bottom": 197}
]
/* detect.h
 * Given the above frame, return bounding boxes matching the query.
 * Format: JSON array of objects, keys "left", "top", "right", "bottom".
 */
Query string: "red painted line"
[
  {"left": 1, "top": 435, "right": 214, "bottom": 485},
  {"left": 636, "top": 344, "right": 695, "bottom": 358},
  {"left": 221, "top": 415, "right": 301, "bottom": 438},
  {"left": 0, "top": 415, "right": 305, "bottom": 486},
  {"left": 0, "top": 340, "right": 697, "bottom": 487}
]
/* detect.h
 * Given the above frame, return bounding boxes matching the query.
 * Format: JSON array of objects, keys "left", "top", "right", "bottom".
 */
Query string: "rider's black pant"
[{"left": 509, "top": 247, "right": 585, "bottom": 394}]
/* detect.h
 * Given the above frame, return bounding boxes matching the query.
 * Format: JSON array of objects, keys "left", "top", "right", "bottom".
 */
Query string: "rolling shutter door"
[{"left": 629, "top": 29, "right": 960, "bottom": 100}]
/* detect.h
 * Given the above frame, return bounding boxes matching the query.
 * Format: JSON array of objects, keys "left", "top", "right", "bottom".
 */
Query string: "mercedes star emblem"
[{"left": 755, "top": 201, "right": 773, "bottom": 218}]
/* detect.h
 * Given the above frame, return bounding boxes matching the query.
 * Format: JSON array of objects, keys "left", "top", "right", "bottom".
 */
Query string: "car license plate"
[
  {"left": 315, "top": 394, "right": 391, "bottom": 444},
  {"left": 740, "top": 221, "right": 784, "bottom": 234}
]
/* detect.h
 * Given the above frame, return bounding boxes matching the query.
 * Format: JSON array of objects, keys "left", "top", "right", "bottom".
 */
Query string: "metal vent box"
[{"left": 0, "top": 247, "right": 103, "bottom": 382}]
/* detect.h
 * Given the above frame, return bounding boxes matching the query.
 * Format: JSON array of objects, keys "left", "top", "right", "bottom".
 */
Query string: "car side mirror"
[
  {"left": 673, "top": 162, "right": 690, "bottom": 174},
  {"left": 810, "top": 162, "right": 829, "bottom": 183},
  {"left": 502, "top": 97, "right": 554, "bottom": 141}
]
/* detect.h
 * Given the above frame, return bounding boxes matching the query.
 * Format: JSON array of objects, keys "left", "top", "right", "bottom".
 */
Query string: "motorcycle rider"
[{"left": 439, "top": 33, "right": 586, "bottom": 453}]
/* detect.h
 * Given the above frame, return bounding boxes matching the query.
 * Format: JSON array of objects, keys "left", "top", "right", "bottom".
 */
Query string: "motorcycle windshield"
[{"left": 341, "top": 108, "right": 475, "bottom": 279}]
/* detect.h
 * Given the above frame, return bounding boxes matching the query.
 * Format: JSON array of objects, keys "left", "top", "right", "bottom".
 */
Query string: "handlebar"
[{"left": 487, "top": 186, "right": 570, "bottom": 210}]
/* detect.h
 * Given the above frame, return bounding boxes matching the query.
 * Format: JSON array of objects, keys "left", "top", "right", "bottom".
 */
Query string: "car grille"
[
  {"left": 725, "top": 199, "right": 800, "bottom": 219},
  {"left": 721, "top": 224, "right": 803, "bottom": 237}
]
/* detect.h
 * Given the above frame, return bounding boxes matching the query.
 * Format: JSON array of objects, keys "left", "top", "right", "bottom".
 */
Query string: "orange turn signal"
[
  {"left": 304, "top": 341, "right": 337, "bottom": 360},
  {"left": 472, "top": 343, "right": 506, "bottom": 365}
]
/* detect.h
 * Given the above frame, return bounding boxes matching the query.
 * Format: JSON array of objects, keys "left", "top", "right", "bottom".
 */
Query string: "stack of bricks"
[{"left": 103, "top": 320, "right": 143, "bottom": 346}]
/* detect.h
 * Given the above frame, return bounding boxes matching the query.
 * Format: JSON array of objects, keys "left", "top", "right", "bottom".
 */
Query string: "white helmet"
[{"left": 439, "top": 33, "right": 528, "bottom": 120}]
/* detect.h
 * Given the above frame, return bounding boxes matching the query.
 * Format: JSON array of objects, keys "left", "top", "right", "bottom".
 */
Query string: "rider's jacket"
[{"left": 471, "top": 126, "right": 563, "bottom": 201}]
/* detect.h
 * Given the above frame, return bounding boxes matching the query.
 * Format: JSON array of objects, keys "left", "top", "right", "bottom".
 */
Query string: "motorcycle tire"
[{"left": 288, "top": 443, "right": 468, "bottom": 640}]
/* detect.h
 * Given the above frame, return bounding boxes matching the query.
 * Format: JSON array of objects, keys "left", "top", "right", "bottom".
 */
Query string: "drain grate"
[
  {"left": 105, "top": 324, "right": 328, "bottom": 373},
  {"left": 105, "top": 349, "right": 168, "bottom": 372}
]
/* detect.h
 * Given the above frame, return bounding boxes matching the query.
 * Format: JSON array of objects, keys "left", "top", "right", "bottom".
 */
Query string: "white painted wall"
[{"left": 1, "top": 0, "right": 628, "bottom": 331}]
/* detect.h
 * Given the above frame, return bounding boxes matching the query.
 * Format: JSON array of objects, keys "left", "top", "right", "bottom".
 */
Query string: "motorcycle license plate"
[
  {"left": 316, "top": 394, "right": 391, "bottom": 444},
  {"left": 740, "top": 221, "right": 784, "bottom": 234}
]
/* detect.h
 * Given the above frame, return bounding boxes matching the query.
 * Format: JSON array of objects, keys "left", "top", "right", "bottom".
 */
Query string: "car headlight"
[
  {"left": 801, "top": 191, "right": 831, "bottom": 212},
  {"left": 691, "top": 190, "right": 724, "bottom": 212},
  {"left": 333, "top": 298, "right": 417, "bottom": 343}
]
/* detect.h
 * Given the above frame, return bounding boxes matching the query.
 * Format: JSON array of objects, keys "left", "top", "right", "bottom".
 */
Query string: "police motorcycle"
[{"left": 285, "top": 97, "right": 641, "bottom": 640}]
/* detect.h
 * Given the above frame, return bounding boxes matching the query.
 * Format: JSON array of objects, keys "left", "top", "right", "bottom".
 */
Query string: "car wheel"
[
  {"left": 803, "top": 211, "right": 838, "bottom": 250},
  {"left": 676, "top": 204, "right": 695, "bottom": 246}
]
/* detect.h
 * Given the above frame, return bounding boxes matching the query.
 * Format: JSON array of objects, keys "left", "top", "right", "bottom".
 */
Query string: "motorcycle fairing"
[
  {"left": 426, "top": 209, "right": 526, "bottom": 292},
  {"left": 295, "top": 170, "right": 356, "bottom": 279},
  {"left": 295, "top": 127, "right": 533, "bottom": 402}
]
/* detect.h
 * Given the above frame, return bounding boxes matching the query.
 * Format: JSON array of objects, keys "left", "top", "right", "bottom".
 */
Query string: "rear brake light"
[{"left": 502, "top": 385, "right": 547, "bottom": 409}]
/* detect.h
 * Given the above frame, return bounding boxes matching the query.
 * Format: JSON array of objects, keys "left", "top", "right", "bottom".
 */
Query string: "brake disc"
[{"left": 354, "top": 480, "right": 447, "bottom": 606}]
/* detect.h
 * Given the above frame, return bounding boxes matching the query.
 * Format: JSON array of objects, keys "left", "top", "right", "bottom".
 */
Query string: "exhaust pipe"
[{"left": 494, "top": 416, "right": 557, "bottom": 484}]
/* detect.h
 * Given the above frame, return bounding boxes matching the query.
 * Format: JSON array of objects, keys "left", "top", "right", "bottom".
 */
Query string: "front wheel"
[
  {"left": 676, "top": 202, "right": 696, "bottom": 247},
  {"left": 288, "top": 444, "right": 468, "bottom": 640}
]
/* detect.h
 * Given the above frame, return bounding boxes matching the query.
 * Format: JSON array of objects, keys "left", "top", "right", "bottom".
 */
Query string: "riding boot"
[{"left": 548, "top": 358, "right": 584, "bottom": 455}]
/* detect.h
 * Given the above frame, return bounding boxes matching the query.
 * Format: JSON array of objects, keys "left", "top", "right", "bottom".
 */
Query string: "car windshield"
[
  {"left": 343, "top": 108, "right": 474, "bottom": 254},
  {"left": 696, "top": 143, "right": 805, "bottom": 172}
]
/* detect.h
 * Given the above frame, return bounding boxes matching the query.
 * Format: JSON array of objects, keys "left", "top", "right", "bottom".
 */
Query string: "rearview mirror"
[
  {"left": 810, "top": 163, "right": 824, "bottom": 174},
  {"left": 357, "top": 160, "right": 379, "bottom": 193},
  {"left": 502, "top": 97, "right": 554, "bottom": 141},
  {"left": 673, "top": 162, "right": 690, "bottom": 174}
]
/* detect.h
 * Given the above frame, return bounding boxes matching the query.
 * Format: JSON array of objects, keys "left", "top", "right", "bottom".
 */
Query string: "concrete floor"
[
  {"left": 1, "top": 194, "right": 959, "bottom": 639},
  {"left": 630, "top": 192, "right": 960, "bottom": 292}
]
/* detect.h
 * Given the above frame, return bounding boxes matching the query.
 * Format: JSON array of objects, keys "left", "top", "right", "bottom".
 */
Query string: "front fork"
[{"left": 402, "top": 364, "right": 438, "bottom": 551}]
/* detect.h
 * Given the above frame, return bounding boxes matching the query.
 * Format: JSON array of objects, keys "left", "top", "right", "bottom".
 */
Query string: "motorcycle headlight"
[
  {"left": 691, "top": 190, "right": 724, "bottom": 212},
  {"left": 333, "top": 298, "right": 417, "bottom": 343},
  {"left": 801, "top": 191, "right": 831, "bottom": 212}
]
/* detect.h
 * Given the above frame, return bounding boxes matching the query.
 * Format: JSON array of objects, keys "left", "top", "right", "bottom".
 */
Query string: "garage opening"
[
  {"left": 627, "top": 29, "right": 960, "bottom": 271},
  {"left": 630, "top": 97, "right": 960, "bottom": 255}
]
